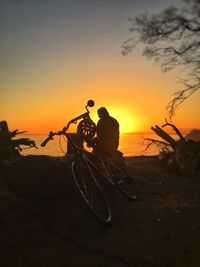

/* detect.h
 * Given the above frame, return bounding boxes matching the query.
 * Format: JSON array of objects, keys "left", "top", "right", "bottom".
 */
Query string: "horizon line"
[{"left": 22, "top": 127, "right": 199, "bottom": 136}]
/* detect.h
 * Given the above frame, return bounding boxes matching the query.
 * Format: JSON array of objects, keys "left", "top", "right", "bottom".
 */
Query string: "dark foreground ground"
[{"left": 0, "top": 156, "right": 200, "bottom": 267}]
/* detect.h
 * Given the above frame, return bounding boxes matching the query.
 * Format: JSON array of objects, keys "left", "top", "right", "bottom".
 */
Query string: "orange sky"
[{"left": 1, "top": 0, "right": 199, "bottom": 134}]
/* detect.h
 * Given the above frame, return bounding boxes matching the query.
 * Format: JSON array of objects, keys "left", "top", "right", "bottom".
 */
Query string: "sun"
[
  {"left": 108, "top": 109, "right": 136, "bottom": 133},
  {"left": 112, "top": 112, "right": 134, "bottom": 133},
  {"left": 90, "top": 106, "right": 139, "bottom": 133}
]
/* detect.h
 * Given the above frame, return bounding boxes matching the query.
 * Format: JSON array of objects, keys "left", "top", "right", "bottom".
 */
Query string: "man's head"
[{"left": 97, "top": 107, "right": 109, "bottom": 119}]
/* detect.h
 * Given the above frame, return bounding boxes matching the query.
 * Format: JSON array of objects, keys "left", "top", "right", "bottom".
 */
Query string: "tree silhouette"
[{"left": 122, "top": 0, "right": 200, "bottom": 118}]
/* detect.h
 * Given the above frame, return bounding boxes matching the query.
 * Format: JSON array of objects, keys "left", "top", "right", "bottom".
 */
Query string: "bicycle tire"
[
  {"left": 107, "top": 162, "right": 138, "bottom": 200},
  {"left": 118, "top": 177, "right": 138, "bottom": 200},
  {"left": 71, "top": 159, "right": 111, "bottom": 224}
]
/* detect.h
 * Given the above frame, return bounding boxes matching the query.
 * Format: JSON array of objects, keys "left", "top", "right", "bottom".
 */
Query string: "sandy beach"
[{"left": 0, "top": 155, "right": 200, "bottom": 267}]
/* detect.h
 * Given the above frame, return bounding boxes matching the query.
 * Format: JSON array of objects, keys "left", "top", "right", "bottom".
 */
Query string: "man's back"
[
  {"left": 95, "top": 109, "right": 119, "bottom": 154},
  {"left": 97, "top": 116, "right": 119, "bottom": 142}
]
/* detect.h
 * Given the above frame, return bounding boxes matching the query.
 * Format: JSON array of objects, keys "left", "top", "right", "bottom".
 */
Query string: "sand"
[{"left": 0, "top": 155, "right": 200, "bottom": 267}]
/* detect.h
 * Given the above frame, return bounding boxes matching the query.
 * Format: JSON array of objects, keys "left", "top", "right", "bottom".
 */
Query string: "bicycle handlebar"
[
  {"left": 40, "top": 113, "right": 89, "bottom": 147},
  {"left": 41, "top": 131, "right": 55, "bottom": 147},
  {"left": 63, "top": 112, "right": 89, "bottom": 130},
  {"left": 41, "top": 112, "right": 89, "bottom": 147},
  {"left": 41, "top": 100, "right": 94, "bottom": 147}
]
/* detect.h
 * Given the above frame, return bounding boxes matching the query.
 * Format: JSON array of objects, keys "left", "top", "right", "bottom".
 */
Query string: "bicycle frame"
[
  {"left": 70, "top": 144, "right": 124, "bottom": 187},
  {"left": 42, "top": 126, "right": 126, "bottom": 187},
  {"left": 83, "top": 154, "right": 117, "bottom": 186},
  {"left": 71, "top": 145, "right": 138, "bottom": 202}
]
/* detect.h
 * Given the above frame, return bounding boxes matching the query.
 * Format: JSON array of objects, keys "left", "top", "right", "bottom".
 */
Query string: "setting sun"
[
  {"left": 91, "top": 107, "right": 138, "bottom": 134},
  {"left": 108, "top": 109, "right": 135, "bottom": 133},
  {"left": 1, "top": 0, "right": 199, "bottom": 135},
  {"left": 1, "top": 2, "right": 200, "bottom": 265}
]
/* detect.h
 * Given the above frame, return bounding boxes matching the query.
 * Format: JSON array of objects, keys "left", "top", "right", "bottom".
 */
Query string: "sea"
[{"left": 20, "top": 130, "right": 191, "bottom": 157}]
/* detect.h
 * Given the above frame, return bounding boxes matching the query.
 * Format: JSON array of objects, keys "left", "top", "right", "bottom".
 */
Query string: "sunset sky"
[{"left": 1, "top": 0, "right": 200, "bottom": 134}]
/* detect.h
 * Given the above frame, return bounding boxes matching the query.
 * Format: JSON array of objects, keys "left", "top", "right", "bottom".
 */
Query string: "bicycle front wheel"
[{"left": 71, "top": 160, "right": 111, "bottom": 224}]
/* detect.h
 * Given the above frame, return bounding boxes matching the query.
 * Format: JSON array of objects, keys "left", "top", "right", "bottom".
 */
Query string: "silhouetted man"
[{"left": 92, "top": 107, "right": 119, "bottom": 154}]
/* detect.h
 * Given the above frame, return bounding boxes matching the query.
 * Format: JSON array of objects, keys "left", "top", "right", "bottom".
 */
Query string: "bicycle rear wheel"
[
  {"left": 118, "top": 176, "right": 138, "bottom": 200},
  {"left": 107, "top": 162, "right": 138, "bottom": 200},
  {"left": 71, "top": 159, "right": 111, "bottom": 224}
]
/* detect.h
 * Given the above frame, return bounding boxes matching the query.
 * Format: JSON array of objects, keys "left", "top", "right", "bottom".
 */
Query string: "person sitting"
[
  {"left": 87, "top": 107, "right": 126, "bottom": 171},
  {"left": 91, "top": 107, "right": 119, "bottom": 154}
]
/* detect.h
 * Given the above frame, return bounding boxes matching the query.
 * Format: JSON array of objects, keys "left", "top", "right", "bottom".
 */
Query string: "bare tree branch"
[
  {"left": 167, "top": 77, "right": 200, "bottom": 118},
  {"left": 162, "top": 119, "right": 185, "bottom": 141},
  {"left": 122, "top": 0, "right": 200, "bottom": 117}
]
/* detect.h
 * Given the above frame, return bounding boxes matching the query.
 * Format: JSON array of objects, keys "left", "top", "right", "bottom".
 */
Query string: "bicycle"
[{"left": 41, "top": 100, "right": 137, "bottom": 224}]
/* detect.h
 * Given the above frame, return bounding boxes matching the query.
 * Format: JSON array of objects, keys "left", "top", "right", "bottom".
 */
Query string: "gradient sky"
[{"left": 1, "top": 0, "right": 199, "bottom": 133}]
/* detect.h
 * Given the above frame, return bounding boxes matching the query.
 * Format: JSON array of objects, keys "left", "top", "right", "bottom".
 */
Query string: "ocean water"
[{"left": 21, "top": 132, "right": 182, "bottom": 157}]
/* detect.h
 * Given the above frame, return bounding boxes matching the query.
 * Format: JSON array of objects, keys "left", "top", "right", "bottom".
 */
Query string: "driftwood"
[{"left": 149, "top": 120, "right": 200, "bottom": 176}]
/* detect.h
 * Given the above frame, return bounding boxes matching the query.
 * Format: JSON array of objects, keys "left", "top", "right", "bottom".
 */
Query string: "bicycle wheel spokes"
[{"left": 72, "top": 160, "right": 111, "bottom": 224}]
